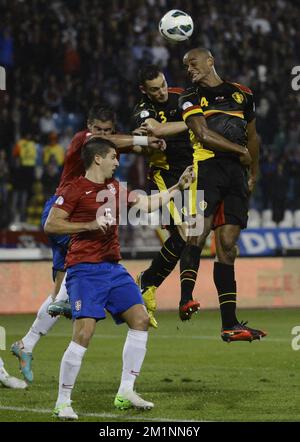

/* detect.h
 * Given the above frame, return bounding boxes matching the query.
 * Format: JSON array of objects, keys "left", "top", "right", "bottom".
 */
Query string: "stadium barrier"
[{"left": 0, "top": 258, "right": 300, "bottom": 314}]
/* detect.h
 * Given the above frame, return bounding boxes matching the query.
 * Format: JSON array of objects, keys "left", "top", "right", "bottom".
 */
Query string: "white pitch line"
[{"left": 0, "top": 406, "right": 204, "bottom": 422}]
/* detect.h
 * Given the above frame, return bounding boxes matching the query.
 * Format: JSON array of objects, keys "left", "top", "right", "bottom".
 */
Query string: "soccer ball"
[{"left": 159, "top": 10, "right": 194, "bottom": 43}]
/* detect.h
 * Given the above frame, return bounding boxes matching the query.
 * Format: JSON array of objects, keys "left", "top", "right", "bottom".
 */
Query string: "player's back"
[{"left": 56, "top": 129, "right": 91, "bottom": 195}]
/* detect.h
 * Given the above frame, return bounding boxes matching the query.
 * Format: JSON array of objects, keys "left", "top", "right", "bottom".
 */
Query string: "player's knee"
[
  {"left": 74, "top": 328, "right": 93, "bottom": 348},
  {"left": 218, "top": 234, "right": 237, "bottom": 263},
  {"left": 130, "top": 312, "right": 150, "bottom": 331}
]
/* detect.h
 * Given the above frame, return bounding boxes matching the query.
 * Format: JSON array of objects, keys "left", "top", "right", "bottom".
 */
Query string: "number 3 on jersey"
[
  {"left": 159, "top": 111, "right": 167, "bottom": 123},
  {"left": 200, "top": 97, "right": 209, "bottom": 107}
]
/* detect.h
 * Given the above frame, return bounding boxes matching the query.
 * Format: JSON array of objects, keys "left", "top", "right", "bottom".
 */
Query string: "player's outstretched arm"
[
  {"left": 140, "top": 119, "right": 188, "bottom": 137},
  {"left": 246, "top": 119, "right": 260, "bottom": 192},
  {"left": 133, "top": 165, "right": 195, "bottom": 212},
  {"left": 44, "top": 207, "right": 109, "bottom": 235},
  {"left": 186, "top": 114, "right": 252, "bottom": 165},
  {"left": 90, "top": 134, "right": 166, "bottom": 154}
]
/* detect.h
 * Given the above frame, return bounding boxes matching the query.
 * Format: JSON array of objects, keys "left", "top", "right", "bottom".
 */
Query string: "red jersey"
[
  {"left": 53, "top": 176, "right": 138, "bottom": 268},
  {"left": 56, "top": 130, "right": 91, "bottom": 194}
]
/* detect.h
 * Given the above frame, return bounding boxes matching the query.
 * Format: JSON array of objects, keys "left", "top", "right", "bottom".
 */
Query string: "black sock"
[
  {"left": 180, "top": 245, "right": 201, "bottom": 305},
  {"left": 213, "top": 262, "right": 239, "bottom": 328},
  {"left": 142, "top": 230, "right": 186, "bottom": 288}
]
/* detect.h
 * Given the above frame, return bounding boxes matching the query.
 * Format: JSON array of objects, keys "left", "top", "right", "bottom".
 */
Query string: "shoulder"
[
  {"left": 168, "top": 87, "right": 184, "bottom": 95},
  {"left": 228, "top": 81, "right": 253, "bottom": 96},
  {"left": 68, "top": 130, "right": 91, "bottom": 152}
]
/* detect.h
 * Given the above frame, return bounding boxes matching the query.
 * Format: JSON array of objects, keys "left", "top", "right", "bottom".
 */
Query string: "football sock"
[
  {"left": 214, "top": 262, "right": 239, "bottom": 328},
  {"left": 55, "top": 275, "right": 68, "bottom": 302},
  {"left": 118, "top": 329, "right": 148, "bottom": 394},
  {"left": 180, "top": 245, "right": 201, "bottom": 304},
  {"left": 141, "top": 230, "right": 186, "bottom": 288},
  {"left": 0, "top": 357, "right": 4, "bottom": 370},
  {"left": 56, "top": 341, "right": 87, "bottom": 406},
  {"left": 22, "top": 295, "right": 59, "bottom": 353}
]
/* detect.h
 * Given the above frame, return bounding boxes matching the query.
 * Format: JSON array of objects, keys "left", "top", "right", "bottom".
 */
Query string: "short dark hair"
[
  {"left": 138, "top": 64, "right": 162, "bottom": 85},
  {"left": 87, "top": 105, "right": 116, "bottom": 125},
  {"left": 81, "top": 137, "right": 116, "bottom": 169}
]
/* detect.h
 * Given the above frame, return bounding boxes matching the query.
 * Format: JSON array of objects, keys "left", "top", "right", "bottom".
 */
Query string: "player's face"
[
  {"left": 183, "top": 53, "right": 212, "bottom": 84},
  {"left": 88, "top": 119, "right": 115, "bottom": 136},
  {"left": 100, "top": 148, "right": 119, "bottom": 179},
  {"left": 141, "top": 74, "right": 168, "bottom": 103}
]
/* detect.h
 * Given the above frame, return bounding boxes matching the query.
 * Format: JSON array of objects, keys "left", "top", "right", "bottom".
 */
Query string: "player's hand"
[
  {"left": 248, "top": 174, "right": 258, "bottom": 193},
  {"left": 87, "top": 215, "right": 116, "bottom": 233},
  {"left": 148, "top": 137, "right": 166, "bottom": 151},
  {"left": 177, "top": 165, "right": 195, "bottom": 191},
  {"left": 239, "top": 148, "right": 252, "bottom": 166},
  {"left": 132, "top": 127, "right": 148, "bottom": 136},
  {"left": 141, "top": 120, "right": 161, "bottom": 137}
]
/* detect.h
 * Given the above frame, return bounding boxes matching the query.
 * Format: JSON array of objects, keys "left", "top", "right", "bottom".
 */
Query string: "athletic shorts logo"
[
  {"left": 182, "top": 101, "right": 193, "bottom": 110},
  {"left": 107, "top": 183, "right": 116, "bottom": 194},
  {"left": 232, "top": 92, "right": 244, "bottom": 104},
  {"left": 55, "top": 196, "right": 64, "bottom": 205},
  {"left": 140, "top": 110, "right": 150, "bottom": 118},
  {"left": 75, "top": 300, "right": 81, "bottom": 311},
  {"left": 199, "top": 200, "right": 207, "bottom": 211}
]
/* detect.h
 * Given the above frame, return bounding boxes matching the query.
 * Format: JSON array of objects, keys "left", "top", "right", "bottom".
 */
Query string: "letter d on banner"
[
  {"left": 0, "top": 326, "right": 6, "bottom": 350},
  {"left": 0, "top": 66, "right": 6, "bottom": 90}
]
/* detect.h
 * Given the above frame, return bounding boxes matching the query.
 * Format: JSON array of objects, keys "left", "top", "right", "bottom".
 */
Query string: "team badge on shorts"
[
  {"left": 199, "top": 200, "right": 207, "bottom": 211},
  {"left": 232, "top": 92, "right": 244, "bottom": 104},
  {"left": 75, "top": 300, "right": 82, "bottom": 311}
]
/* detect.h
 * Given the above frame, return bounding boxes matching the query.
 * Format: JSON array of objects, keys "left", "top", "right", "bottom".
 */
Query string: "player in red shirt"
[
  {"left": 11, "top": 106, "right": 166, "bottom": 384},
  {"left": 44, "top": 137, "right": 194, "bottom": 419}
]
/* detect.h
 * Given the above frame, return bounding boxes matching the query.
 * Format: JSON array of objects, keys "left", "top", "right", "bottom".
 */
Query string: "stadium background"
[{"left": 0, "top": 0, "right": 300, "bottom": 313}]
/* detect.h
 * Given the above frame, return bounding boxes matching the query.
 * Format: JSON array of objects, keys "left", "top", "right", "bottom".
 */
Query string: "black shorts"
[
  {"left": 148, "top": 168, "right": 189, "bottom": 228},
  {"left": 195, "top": 157, "right": 250, "bottom": 229}
]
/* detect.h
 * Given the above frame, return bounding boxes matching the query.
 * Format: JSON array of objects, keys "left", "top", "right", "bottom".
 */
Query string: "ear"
[
  {"left": 207, "top": 56, "right": 214, "bottom": 69},
  {"left": 94, "top": 154, "right": 102, "bottom": 165},
  {"left": 139, "top": 85, "right": 146, "bottom": 95}
]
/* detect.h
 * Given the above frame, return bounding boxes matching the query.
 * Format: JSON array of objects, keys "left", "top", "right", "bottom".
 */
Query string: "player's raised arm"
[
  {"left": 140, "top": 119, "right": 188, "bottom": 137},
  {"left": 133, "top": 165, "right": 195, "bottom": 212},
  {"left": 183, "top": 110, "right": 251, "bottom": 166},
  {"left": 89, "top": 133, "right": 166, "bottom": 154}
]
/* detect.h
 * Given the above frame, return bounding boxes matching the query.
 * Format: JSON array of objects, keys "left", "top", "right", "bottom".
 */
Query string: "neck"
[
  {"left": 199, "top": 70, "right": 223, "bottom": 88},
  {"left": 85, "top": 168, "right": 106, "bottom": 184}
]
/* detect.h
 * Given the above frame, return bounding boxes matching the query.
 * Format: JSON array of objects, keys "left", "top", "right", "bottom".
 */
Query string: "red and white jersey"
[
  {"left": 53, "top": 176, "right": 138, "bottom": 268},
  {"left": 56, "top": 130, "right": 91, "bottom": 195}
]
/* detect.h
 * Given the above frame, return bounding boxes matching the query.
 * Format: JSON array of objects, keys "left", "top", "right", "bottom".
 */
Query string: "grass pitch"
[{"left": 0, "top": 309, "right": 299, "bottom": 422}]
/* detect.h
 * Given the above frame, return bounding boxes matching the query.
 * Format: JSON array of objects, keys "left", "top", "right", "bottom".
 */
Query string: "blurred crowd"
[{"left": 0, "top": 0, "right": 300, "bottom": 231}]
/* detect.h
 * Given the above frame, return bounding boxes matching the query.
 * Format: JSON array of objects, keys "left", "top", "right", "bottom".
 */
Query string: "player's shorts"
[
  {"left": 195, "top": 157, "right": 250, "bottom": 229},
  {"left": 41, "top": 194, "right": 70, "bottom": 281},
  {"left": 66, "top": 261, "right": 144, "bottom": 323},
  {"left": 148, "top": 167, "right": 197, "bottom": 228}
]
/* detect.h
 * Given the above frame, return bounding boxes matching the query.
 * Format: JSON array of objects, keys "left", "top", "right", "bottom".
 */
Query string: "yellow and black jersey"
[
  {"left": 178, "top": 81, "right": 256, "bottom": 161},
  {"left": 133, "top": 88, "right": 193, "bottom": 173}
]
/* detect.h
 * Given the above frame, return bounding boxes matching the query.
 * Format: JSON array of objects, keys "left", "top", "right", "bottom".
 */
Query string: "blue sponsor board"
[{"left": 238, "top": 228, "right": 300, "bottom": 256}]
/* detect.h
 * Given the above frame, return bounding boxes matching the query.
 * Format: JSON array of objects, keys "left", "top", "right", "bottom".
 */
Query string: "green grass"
[{"left": 0, "top": 309, "right": 300, "bottom": 422}]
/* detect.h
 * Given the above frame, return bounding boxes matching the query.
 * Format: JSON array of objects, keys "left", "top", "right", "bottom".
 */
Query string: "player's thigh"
[
  {"left": 149, "top": 169, "right": 183, "bottom": 227},
  {"left": 106, "top": 264, "right": 147, "bottom": 327},
  {"left": 215, "top": 224, "right": 241, "bottom": 251},
  {"left": 66, "top": 263, "right": 111, "bottom": 321}
]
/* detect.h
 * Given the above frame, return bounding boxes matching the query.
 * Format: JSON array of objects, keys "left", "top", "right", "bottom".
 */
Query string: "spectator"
[{"left": 43, "top": 132, "right": 65, "bottom": 169}]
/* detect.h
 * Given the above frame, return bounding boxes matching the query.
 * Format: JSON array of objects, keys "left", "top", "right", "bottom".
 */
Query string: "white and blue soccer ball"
[{"left": 159, "top": 10, "right": 194, "bottom": 43}]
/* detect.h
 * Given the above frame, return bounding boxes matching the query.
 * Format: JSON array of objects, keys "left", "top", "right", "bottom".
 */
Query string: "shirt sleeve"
[
  {"left": 52, "top": 183, "right": 80, "bottom": 215},
  {"left": 133, "top": 102, "right": 157, "bottom": 126},
  {"left": 178, "top": 89, "right": 204, "bottom": 122},
  {"left": 244, "top": 92, "right": 256, "bottom": 123}
]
